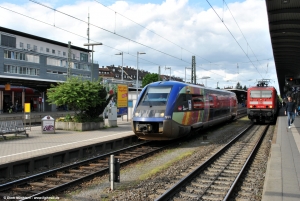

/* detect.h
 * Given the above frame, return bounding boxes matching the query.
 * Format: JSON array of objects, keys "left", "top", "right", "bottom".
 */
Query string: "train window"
[
  {"left": 192, "top": 95, "right": 204, "bottom": 110},
  {"left": 261, "top": 91, "right": 272, "bottom": 98},
  {"left": 138, "top": 86, "right": 172, "bottom": 107},
  {"left": 250, "top": 90, "right": 261, "bottom": 98}
]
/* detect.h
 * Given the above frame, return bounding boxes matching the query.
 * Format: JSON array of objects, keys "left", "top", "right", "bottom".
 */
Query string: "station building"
[{"left": 0, "top": 26, "right": 97, "bottom": 113}]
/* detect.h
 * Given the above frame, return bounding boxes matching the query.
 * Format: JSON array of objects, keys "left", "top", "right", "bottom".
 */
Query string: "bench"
[{"left": 0, "top": 120, "right": 29, "bottom": 140}]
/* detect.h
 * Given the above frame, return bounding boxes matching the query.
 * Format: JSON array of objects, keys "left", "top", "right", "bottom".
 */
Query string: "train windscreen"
[
  {"left": 134, "top": 86, "right": 172, "bottom": 118},
  {"left": 138, "top": 86, "right": 171, "bottom": 107},
  {"left": 250, "top": 90, "right": 272, "bottom": 98}
]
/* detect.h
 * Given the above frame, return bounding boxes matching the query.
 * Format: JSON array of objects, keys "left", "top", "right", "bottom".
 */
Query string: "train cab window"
[
  {"left": 262, "top": 91, "right": 272, "bottom": 98},
  {"left": 138, "top": 86, "right": 172, "bottom": 107},
  {"left": 250, "top": 90, "right": 261, "bottom": 98}
]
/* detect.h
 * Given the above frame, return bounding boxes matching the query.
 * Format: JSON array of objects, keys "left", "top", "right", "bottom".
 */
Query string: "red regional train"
[{"left": 247, "top": 80, "right": 279, "bottom": 123}]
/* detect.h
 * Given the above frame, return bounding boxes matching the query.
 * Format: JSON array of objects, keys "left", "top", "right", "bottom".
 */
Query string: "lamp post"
[
  {"left": 84, "top": 42, "right": 103, "bottom": 81},
  {"left": 165, "top": 66, "right": 171, "bottom": 80},
  {"left": 137, "top": 52, "right": 146, "bottom": 100},
  {"left": 201, "top": 76, "right": 210, "bottom": 87},
  {"left": 115, "top": 52, "right": 123, "bottom": 81},
  {"left": 185, "top": 67, "right": 191, "bottom": 83}
]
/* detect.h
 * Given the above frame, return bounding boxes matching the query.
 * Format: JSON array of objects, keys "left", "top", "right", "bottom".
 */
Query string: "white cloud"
[{"left": 0, "top": 0, "right": 278, "bottom": 91}]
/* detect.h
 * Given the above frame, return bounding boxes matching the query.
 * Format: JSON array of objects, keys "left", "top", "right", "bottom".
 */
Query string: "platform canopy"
[{"left": 266, "top": 0, "right": 300, "bottom": 95}]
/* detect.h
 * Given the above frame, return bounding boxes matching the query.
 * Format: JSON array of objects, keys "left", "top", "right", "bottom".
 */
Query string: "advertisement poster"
[
  {"left": 43, "top": 121, "right": 54, "bottom": 131},
  {"left": 117, "top": 84, "right": 128, "bottom": 108}
]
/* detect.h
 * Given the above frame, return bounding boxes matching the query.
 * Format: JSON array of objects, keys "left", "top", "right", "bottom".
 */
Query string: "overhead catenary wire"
[
  {"left": 224, "top": 0, "right": 267, "bottom": 74},
  {"left": 23, "top": 0, "right": 230, "bottom": 78},
  {"left": 205, "top": 0, "right": 263, "bottom": 79},
  {"left": 0, "top": 1, "right": 269, "bottom": 83}
]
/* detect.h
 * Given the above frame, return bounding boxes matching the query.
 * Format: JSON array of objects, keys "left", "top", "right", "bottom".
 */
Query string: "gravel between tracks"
[{"left": 58, "top": 118, "right": 253, "bottom": 201}]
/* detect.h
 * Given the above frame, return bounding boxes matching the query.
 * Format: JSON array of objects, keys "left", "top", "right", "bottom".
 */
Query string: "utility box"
[
  {"left": 108, "top": 107, "right": 117, "bottom": 126},
  {"left": 41, "top": 115, "right": 55, "bottom": 134}
]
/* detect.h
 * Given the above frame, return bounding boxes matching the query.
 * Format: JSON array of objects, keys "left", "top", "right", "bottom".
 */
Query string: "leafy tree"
[
  {"left": 243, "top": 85, "right": 248, "bottom": 91},
  {"left": 235, "top": 82, "right": 243, "bottom": 89},
  {"left": 142, "top": 73, "right": 160, "bottom": 87},
  {"left": 47, "top": 77, "right": 112, "bottom": 121}
]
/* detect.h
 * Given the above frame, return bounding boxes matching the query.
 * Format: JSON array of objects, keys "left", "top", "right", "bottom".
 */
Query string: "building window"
[
  {"left": 73, "top": 54, "right": 75, "bottom": 59},
  {"left": 46, "top": 48, "right": 49, "bottom": 53},
  {"left": 52, "top": 49, "right": 55, "bottom": 54},
  {"left": 63, "top": 52, "right": 66, "bottom": 56},
  {"left": 80, "top": 53, "right": 88, "bottom": 62},
  {"left": 58, "top": 51, "right": 61, "bottom": 55},
  {"left": 47, "top": 57, "right": 67, "bottom": 67},
  {"left": 4, "top": 50, "right": 39, "bottom": 63},
  {"left": 27, "top": 44, "right": 30, "bottom": 50},
  {"left": 20, "top": 42, "right": 23, "bottom": 48},
  {"left": 1, "top": 34, "right": 16, "bottom": 48},
  {"left": 40, "top": 47, "right": 43, "bottom": 52},
  {"left": 4, "top": 64, "right": 39, "bottom": 76},
  {"left": 33, "top": 45, "right": 37, "bottom": 51}
]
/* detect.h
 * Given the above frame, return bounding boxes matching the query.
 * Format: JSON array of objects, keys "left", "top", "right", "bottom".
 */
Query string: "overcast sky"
[{"left": 0, "top": 0, "right": 278, "bottom": 92}]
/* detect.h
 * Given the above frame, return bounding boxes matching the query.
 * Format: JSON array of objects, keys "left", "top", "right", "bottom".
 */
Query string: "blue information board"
[{"left": 117, "top": 107, "right": 128, "bottom": 115}]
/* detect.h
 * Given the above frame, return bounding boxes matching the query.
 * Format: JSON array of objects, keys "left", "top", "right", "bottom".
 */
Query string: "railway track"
[
  {"left": 155, "top": 124, "right": 269, "bottom": 201},
  {"left": 0, "top": 109, "right": 248, "bottom": 200},
  {"left": 0, "top": 141, "right": 171, "bottom": 200}
]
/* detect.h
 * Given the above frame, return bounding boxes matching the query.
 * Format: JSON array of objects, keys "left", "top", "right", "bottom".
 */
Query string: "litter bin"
[{"left": 41, "top": 115, "right": 55, "bottom": 134}]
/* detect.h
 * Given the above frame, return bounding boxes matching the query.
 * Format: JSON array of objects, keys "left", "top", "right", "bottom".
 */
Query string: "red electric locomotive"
[{"left": 247, "top": 80, "right": 279, "bottom": 123}]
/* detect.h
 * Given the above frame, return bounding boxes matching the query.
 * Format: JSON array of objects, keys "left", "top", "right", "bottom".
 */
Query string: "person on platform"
[
  {"left": 285, "top": 96, "right": 297, "bottom": 129},
  {"left": 15, "top": 100, "right": 18, "bottom": 113}
]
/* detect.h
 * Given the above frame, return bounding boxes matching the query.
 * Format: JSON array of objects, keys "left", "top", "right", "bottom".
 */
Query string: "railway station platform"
[
  {"left": 262, "top": 108, "right": 300, "bottom": 201},
  {"left": 0, "top": 118, "right": 135, "bottom": 178}
]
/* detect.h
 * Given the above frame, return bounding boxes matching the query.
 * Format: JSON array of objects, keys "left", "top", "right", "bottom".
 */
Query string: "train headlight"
[
  {"left": 250, "top": 105, "right": 253, "bottom": 108},
  {"left": 135, "top": 112, "right": 141, "bottom": 117},
  {"left": 270, "top": 106, "right": 273, "bottom": 108},
  {"left": 160, "top": 113, "right": 164, "bottom": 117}
]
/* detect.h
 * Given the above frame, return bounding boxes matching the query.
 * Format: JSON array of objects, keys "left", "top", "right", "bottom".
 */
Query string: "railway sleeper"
[
  {"left": 80, "top": 166, "right": 98, "bottom": 171},
  {"left": 207, "top": 167, "right": 223, "bottom": 172},
  {"left": 226, "top": 166, "right": 243, "bottom": 171},
  {"left": 57, "top": 173, "right": 82, "bottom": 178},
  {"left": 89, "top": 163, "right": 107, "bottom": 167},
  {"left": 69, "top": 169, "right": 88, "bottom": 173},
  {"left": 204, "top": 171, "right": 220, "bottom": 176},
  {"left": 210, "top": 184, "right": 230, "bottom": 190},
  {"left": 202, "top": 195, "right": 224, "bottom": 200},
  {"left": 206, "top": 189, "right": 227, "bottom": 195},
  {"left": 44, "top": 178, "right": 64, "bottom": 182},
  {"left": 217, "top": 176, "right": 236, "bottom": 181},
  {"left": 185, "top": 186, "right": 204, "bottom": 194},
  {"left": 194, "top": 178, "right": 213, "bottom": 183},
  {"left": 191, "top": 182, "right": 210, "bottom": 188},
  {"left": 197, "top": 175, "right": 216, "bottom": 181},
  {"left": 179, "top": 191, "right": 199, "bottom": 198}
]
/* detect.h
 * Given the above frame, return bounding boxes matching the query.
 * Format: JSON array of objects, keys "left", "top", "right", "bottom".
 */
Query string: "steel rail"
[
  {"left": 16, "top": 141, "right": 171, "bottom": 200},
  {"left": 155, "top": 123, "right": 254, "bottom": 201},
  {"left": 223, "top": 124, "right": 270, "bottom": 200}
]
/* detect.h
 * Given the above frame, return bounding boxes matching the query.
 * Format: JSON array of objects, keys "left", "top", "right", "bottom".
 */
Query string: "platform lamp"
[
  {"left": 115, "top": 52, "right": 123, "bottom": 81},
  {"left": 84, "top": 42, "right": 103, "bottom": 81},
  {"left": 201, "top": 76, "right": 210, "bottom": 87},
  {"left": 136, "top": 52, "right": 146, "bottom": 100}
]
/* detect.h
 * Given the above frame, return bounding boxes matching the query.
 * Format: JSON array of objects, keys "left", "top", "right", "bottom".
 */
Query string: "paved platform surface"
[
  {"left": 262, "top": 108, "right": 300, "bottom": 201},
  {"left": 0, "top": 118, "right": 133, "bottom": 165}
]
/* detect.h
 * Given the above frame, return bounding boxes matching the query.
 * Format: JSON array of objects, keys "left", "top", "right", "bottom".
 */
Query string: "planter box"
[
  {"left": 55, "top": 121, "right": 104, "bottom": 131},
  {"left": 69, "top": 122, "right": 75, "bottom": 130},
  {"left": 55, "top": 122, "right": 64, "bottom": 130}
]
